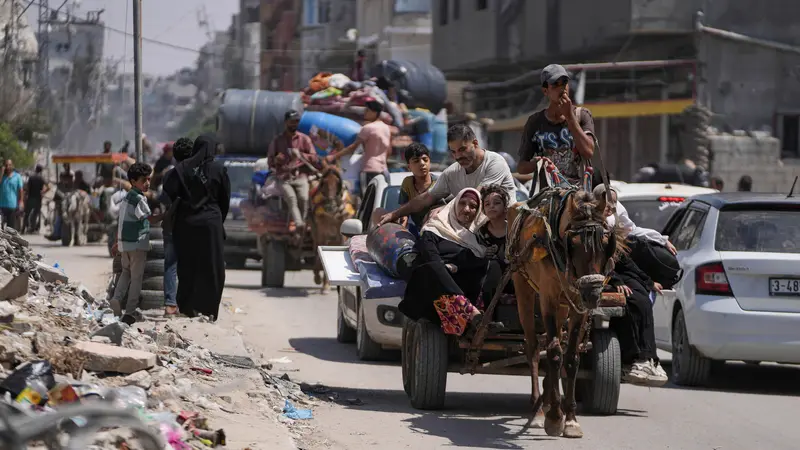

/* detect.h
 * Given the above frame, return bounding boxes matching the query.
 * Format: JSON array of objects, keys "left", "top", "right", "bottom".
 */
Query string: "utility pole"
[
  {"left": 36, "top": 0, "right": 51, "bottom": 109},
  {"left": 132, "top": 0, "right": 143, "bottom": 160}
]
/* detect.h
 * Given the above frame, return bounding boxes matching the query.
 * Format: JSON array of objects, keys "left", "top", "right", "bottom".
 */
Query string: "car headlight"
[{"left": 383, "top": 309, "right": 396, "bottom": 323}]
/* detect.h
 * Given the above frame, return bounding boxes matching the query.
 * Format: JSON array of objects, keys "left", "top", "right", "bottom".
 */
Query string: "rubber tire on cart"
[
  {"left": 408, "top": 319, "right": 448, "bottom": 410},
  {"left": 149, "top": 226, "right": 164, "bottom": 240},
  {"left": 262, "top": 240, "right": 286, "bottom": 288},
  {"left": 336, "top": 288, "right": 356, "bottom": 343},
  {"left": 357, "top": 302, "right": 385, "bottom": 361},
  {"left": 578, "top": 328, "right": 621, "bottom": 415},
  {"left": 671, "top": 309, "right": 711, "bottom": 387},
  {"left": 61, "top": 222, "right": 72, "bottom": 246},
  {"left": 401, "top": 318, "right": 416, "bottom": 396},
  {"left": 141, "top": 275, "right": 165, "bottom": 291},
  {"left": 139, "top": 290, "right": 166, "bottom": 310},
  {"left": 147, "top": 240, "right": 165, "bottom": 260},
  {"left": 112, "top": 258, "right": 164, "bottom": 276}
]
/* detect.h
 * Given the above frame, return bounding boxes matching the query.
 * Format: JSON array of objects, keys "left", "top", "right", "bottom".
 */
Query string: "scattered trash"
[
  {"left": 0, "top": 359, "right": 56, "bottom": 402},
  {"left": 190, "top": 367, "right": 213, "bottom": 375},
  {"left": 283, "top": 399, "right": 313, "bottom": 420}
]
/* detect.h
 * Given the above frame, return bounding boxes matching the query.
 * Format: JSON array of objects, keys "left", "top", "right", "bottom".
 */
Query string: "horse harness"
[{"left": 511, "top": 187, "right": 613, "bottom": 320}]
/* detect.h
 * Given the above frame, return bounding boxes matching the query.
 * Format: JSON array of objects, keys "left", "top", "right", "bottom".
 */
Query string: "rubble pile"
[{"left": 0, "top": 228, "right": 315, "bottom": 448}]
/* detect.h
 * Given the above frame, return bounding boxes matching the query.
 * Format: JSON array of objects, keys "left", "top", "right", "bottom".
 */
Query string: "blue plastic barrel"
[{"left": 298, "top": 111, "right": 362, "bottom": 148}]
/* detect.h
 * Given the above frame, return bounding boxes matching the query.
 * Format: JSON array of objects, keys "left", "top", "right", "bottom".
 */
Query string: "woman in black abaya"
[{"left": 163, "top": 134, "right": 231, "bottom": 320}]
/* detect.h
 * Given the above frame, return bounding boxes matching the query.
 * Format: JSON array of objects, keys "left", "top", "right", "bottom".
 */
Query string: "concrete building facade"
[
  {"left": 260, "top": 0, "right": 302, "bottom": 91},
  {"left": 432, "top": 0, "right": 800, "bottom": 190}
]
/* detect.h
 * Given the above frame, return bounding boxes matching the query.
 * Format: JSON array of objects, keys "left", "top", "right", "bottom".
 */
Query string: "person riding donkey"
[{"left": 267, "top": 110, "right": 320, "bottom": 234}]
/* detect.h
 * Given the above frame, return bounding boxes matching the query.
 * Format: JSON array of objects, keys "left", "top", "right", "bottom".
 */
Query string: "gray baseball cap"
[{"left": 540, "top": 64, "right": 570, "bottom": 86}]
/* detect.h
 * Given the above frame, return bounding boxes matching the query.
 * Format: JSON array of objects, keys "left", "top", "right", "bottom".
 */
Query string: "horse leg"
[
  {"left": 541, "top": 300, "right": 566, "bottom": 437},
  {"left": 513, "top": 273, "right": 544, "bottom": 428},
  {"left": 561, "top": 310, "right": 588, "bottom": 438}
]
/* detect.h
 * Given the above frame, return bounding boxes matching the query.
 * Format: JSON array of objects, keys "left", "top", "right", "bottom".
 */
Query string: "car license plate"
[{"left": 768, "top": 278, "right": 800, "bottom": 296}]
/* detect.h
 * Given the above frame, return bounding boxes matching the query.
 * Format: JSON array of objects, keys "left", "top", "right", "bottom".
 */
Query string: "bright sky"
[{"left": 27, "top": 0, "right": 239, "bottom": 76}]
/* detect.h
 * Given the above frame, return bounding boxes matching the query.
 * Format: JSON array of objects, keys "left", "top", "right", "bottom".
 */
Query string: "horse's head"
[
  {"left": 558, "top": 191, "right": 624, "bottom": 309},
  {"left": 320, "top": 166, "right": 343, "bottom": 198}
]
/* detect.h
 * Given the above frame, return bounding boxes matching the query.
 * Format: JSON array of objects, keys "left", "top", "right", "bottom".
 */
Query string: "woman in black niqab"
[{"left": 163, "top": 134, "right": 231, "bottom": 320}]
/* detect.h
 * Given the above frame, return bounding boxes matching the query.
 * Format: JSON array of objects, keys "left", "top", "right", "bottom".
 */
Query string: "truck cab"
[{"left": 219, "top": 155, "right": 261, "bottom": 269}]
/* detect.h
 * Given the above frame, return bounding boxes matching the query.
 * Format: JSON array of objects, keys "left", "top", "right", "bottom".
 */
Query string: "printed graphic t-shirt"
[{"left": 517, "top": 107, "right": 596, "bottom": 183}]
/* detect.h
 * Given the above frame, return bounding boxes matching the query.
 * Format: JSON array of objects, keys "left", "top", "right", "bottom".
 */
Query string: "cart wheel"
[
  {"left": 262, "top": 240, "right": 286, "bottom": 288},
  {"left": 580, "top": 328, "right": 621, "bottom": 415},
  {"left": 401, "top": 318, "right": 416, "bottom": 396},
  {"left": 409, "top": 319, "right": 448, "bottom": 410}
]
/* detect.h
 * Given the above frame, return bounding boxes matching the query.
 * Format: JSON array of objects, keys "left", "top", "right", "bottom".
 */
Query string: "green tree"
[{"left": 0, "top": 122, "right": 34, "bottom": 168}]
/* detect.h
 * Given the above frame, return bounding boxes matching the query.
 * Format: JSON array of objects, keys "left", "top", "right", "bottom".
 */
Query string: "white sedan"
[
  {"left": 613, "top": 182, "right": 718, "bottom": 231},
  {"left": 654, "top": 192, "right": 800, "bottom": 386}
]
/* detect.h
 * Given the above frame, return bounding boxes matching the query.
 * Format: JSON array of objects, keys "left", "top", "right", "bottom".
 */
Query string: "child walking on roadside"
[{"left": 110, "top": 162, "right": 154, "bottom": 325}]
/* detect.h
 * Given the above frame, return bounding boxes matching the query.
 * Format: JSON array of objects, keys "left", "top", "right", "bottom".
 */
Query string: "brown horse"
[
  {"left": 507, "top": 188, "right": 625, "bottom": 439},
  {"left": 310, "top": 165, "right": 356, "bottom": 293}
]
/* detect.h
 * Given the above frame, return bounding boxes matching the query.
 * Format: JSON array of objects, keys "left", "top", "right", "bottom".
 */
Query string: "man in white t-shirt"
[{"left": 377, "top": 124, "right": 516, "bottom": 227}]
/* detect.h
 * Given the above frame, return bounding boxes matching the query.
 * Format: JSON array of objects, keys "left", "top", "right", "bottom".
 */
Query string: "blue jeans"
[{"left": 164, "top": 234, "right": 178, "bottom": 307}]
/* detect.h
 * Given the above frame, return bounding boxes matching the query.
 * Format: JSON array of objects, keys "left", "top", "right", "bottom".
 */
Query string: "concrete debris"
[
  {"left": 76, "top": 341, "right": 157, "bottom": 374},
  {"left": 0, "top": 229, "right": 314, "bottom": 448},
  {"left": 0, "top": 267, "right": 29, "bottom": 300},
  {"left": 90, "top": 321, "right": 129, "bottom": 346},
  {"left": 34, "top": 261, "right": 68, "bottom": 284},
  {"left": 124, "top": 369, "right": 153, "bottom": 389}
]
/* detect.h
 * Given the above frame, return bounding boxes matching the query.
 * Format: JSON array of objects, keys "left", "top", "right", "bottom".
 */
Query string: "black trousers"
[{"left": 611, "top": 282, "right": 658, "bottom": 364}]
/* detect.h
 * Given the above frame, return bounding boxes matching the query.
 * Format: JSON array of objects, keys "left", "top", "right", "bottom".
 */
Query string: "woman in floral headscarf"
[{"left": 399, "top": 187, "right": 500, "bottom": 336}]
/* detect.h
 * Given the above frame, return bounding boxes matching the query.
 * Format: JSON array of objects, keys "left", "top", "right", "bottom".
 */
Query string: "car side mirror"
[{"left": 340, "top": 218, "right": 363, "bottom": 237}]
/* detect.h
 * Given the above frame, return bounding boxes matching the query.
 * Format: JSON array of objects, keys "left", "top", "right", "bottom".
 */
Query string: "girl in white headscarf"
[{"left": 399, "top": 188, "right": 501, "bottom": 336}]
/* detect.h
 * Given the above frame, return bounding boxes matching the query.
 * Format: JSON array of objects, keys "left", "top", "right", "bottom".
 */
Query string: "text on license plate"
[{"left": 768, "top": 278, "right": 800, "bottom": 296}]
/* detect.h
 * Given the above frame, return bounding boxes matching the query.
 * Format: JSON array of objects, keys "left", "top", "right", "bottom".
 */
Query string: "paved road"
[{"left": 33, "top": 238, "right": 800, "bottom": 450}]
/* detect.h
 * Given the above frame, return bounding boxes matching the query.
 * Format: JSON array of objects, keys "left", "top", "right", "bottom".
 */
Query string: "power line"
[{"left": 28, "top": 0, "right": 431, "bottom": 64}]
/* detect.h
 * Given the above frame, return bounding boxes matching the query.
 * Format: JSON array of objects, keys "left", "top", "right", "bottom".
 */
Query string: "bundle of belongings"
[{"left": 301, "top": 71, "right": 435, "bottom": 139}]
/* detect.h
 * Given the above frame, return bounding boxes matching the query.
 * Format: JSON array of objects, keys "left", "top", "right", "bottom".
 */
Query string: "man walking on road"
[
  {"left": 0, "top": 159, "right": 24, "bottom": 230},
  {"left": 268, "top": 110, "right": 318, "bottom": 232},
  {"left": 24, "top": 165, "right": 47, "bottom": 233},
  {"left": 377, "top": 124, "right": 516, "bottom": 227}
]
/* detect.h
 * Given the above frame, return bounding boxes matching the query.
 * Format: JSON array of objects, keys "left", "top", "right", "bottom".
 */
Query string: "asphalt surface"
[{"left": 32, "top": 237, "right": 800, "bottom": 450}]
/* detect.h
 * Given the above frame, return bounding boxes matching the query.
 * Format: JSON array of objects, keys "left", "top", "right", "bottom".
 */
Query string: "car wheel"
[
  {"left": 356, "top": 302, "right": 385, "bottom": 361},
  {"left": 336, "top": 289, "right": 356, "bottom": 344},
  {"left": 671, "top": 309, "right": 712, "bottom": 386}
]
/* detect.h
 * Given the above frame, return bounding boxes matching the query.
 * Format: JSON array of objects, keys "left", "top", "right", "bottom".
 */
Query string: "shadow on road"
[
  {"left": 661, "top": 361, "right": 800, "bottom": 397},
  {"left": 301, "top": 384, "right": 646, "bottom": 448},
  {"left": 288, "top": 337, "right": 400, "bottom": 366}
]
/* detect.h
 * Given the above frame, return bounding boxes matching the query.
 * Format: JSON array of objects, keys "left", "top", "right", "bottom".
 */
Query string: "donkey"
[
  {"left": 508, "top": 187, "right": 625, "bottom": 439},
  {"left": 310, "top": 165, "right": 355, "bottom": 293}
]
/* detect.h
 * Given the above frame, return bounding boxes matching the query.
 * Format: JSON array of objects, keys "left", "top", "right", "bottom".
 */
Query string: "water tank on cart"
[
  {"left": 217, "top": 89, "right": 304, "bottom": 156},
  {"left": 369, "top": 60, "right": 447, "bottom": 112}
]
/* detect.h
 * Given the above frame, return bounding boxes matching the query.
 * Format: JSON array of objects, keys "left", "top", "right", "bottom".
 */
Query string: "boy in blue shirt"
[{"left": 0, "top": 159, "right": 24, "bottom": 230}]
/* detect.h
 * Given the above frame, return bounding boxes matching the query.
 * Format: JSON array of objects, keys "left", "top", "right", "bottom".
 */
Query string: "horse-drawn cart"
[
  {"left": 401, "top": 294, "right": 625, "bottom": 414},
  {"left": 318, "top": 233, "right": 626, "bottom": 416}
]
